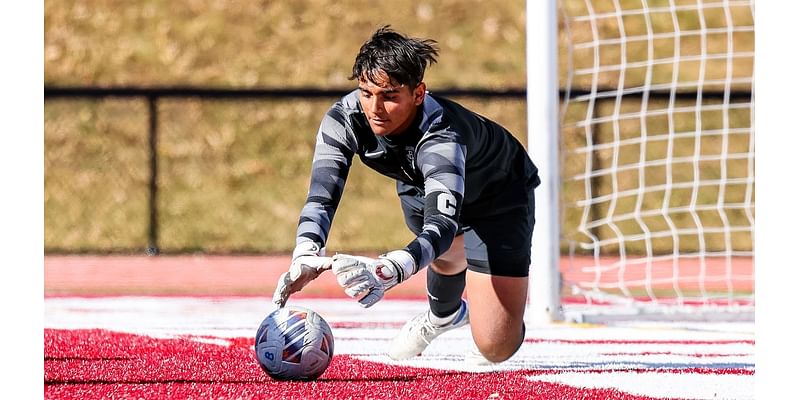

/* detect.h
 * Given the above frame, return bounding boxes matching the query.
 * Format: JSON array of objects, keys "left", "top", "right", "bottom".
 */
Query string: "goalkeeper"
[{"left": 272, "top": 26, "right": 539, "bottom": 364}]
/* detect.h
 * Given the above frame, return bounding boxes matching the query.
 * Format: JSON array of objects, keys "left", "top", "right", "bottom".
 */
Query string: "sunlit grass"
[{"left": 44, "top": 0, "right": 754, "bottom": 254}]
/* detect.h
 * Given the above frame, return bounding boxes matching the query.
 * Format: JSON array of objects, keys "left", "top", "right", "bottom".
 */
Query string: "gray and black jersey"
[{"left": 297, "top": 89, "right": 540, "bottom": 270}]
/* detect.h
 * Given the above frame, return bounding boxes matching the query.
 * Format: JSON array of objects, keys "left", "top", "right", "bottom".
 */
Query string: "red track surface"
[
  {"left": 44, "top": 255, "right": 426, "bottom": 297},
  {"left": 44, "top": 254, "right": 754, "bottom": 297}
]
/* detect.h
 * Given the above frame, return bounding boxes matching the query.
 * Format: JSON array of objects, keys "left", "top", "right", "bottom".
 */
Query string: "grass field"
[{"left": 44, "top": 0, "right": 754, "bottom": 255}]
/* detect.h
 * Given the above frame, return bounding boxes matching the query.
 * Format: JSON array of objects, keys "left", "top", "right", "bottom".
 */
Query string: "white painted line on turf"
[{"left": 527, "top": 370, "right": 754, "bottom": 400}]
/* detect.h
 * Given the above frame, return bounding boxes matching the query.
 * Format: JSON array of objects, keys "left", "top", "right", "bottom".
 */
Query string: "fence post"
[{"left": 146, "top": 95, "right": 160, "bottom": 255}]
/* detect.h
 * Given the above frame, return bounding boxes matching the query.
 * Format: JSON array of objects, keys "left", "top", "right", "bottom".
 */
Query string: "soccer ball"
[{"left": 254, "top": 305, "right": 334, "bottom": 380}]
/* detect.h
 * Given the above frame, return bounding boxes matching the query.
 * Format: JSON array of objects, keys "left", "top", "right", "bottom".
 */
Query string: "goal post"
[
  {"left": 527, "top": 0, "right": 563, "bottom": 324},
  {"left": 527, "top": 0, "right": 755, "bottom": 323}
]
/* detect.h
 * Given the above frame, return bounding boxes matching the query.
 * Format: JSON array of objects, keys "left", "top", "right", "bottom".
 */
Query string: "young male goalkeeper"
[{"left": 272, "top": 26, "right": 539, "bottom": 364}]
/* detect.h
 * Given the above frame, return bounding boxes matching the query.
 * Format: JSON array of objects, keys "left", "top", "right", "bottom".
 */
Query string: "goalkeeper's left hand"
[
  {"left": 272, "top": 242, "right": 332, "bottom": 308},
  {"left": 331, "top": 250, "right": 417, "bottom": 308}
]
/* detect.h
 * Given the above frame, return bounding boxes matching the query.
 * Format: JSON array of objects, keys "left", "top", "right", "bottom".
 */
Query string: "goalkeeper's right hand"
[
  {"left": 331, "top": 250, "right": 417, "bottom": 308},
  {"left": 272, "top": 242, "right": 332, "bottom": 308}
]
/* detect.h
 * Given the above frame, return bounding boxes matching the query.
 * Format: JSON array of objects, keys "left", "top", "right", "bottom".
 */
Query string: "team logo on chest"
[{"left": 405, "top": 147, "right": 415, "bottom": 166}]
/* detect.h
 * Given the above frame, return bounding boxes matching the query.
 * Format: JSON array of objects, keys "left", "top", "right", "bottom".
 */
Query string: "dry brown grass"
[{"left": 44, "top": 0, "right": 754, "bottom": 254}]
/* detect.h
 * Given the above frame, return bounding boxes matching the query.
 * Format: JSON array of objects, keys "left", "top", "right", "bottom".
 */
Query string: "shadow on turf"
[
  {"left": 45, "top": 356, "right": 135, "bottom": 361},
  {"left": 316, "top": 371, "right": 466, "bottom": 382}
]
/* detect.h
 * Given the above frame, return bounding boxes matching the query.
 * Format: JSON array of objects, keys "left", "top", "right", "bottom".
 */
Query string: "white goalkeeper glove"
[
  {"left": 272, "top": 241, "right": 333, "bottom": 308},
  {"left": 331, "top": 250, "right": 417, "bottom": 308}
]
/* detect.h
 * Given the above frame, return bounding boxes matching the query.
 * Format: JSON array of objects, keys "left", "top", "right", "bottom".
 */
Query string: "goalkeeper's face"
[{"left": 357, "top": 72, "right": 425, "bottom": 136}]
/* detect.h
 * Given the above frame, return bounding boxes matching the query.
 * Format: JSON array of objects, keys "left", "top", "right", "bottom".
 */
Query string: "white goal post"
[{"left": 527, "top": 0, "right": 755, "bottom": 323}]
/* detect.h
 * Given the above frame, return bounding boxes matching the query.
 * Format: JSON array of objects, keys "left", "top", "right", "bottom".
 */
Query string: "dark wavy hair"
[{"left": 349, "top": 26, "right": 439, "bottom": 88}]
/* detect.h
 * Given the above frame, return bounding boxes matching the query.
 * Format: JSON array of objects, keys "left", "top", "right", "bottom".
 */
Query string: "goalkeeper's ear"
[{"left": 413, "top": 82, "right": 426, "bottom": 106}]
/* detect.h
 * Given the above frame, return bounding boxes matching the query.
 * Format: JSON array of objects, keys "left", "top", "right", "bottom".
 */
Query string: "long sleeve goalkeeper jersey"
[{"left": 296, "top": 89, "right": 540, "bottom": 270}]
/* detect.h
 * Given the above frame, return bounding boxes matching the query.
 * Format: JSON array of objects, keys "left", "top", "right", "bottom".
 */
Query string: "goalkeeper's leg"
[
  {"left": 390, "top": 180, "right": 533, "bottom": 363},
  {"left": 426, "top": 238, "right": 468, "bottom": 322},
  {"left": 387, "top": 234, "right": 528, "bottom": 363},
  {"left": 388, "top": 235, "right": 469, "bottom": 360},
  {"left": 459, "top": 189, "right": 534, "bottom": 363},
  {"left": 464, "top": 271, "right": 527, "bottom": 363}
]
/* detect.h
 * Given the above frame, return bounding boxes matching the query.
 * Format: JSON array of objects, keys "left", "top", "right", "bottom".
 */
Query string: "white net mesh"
[{"left": 558, "top": 0, "right": 754, "bottom": 320}]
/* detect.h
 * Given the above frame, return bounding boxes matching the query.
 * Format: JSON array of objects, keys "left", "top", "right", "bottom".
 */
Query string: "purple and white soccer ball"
[{"left": 255, "top": 305, "right": 334, "bottom": 380}]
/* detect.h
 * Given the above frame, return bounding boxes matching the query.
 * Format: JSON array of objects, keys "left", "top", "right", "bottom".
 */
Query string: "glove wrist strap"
[
  {"left": 380, "top": 250, "right": 417, "bottom": 283},
  {"left": 292, "top": 241, "right": 325, "bottom": 260}
]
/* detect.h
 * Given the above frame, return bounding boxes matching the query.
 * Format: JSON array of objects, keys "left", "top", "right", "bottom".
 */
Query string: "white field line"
[{"left": 528, "top": 371, "right": 754, "bottom": 400}]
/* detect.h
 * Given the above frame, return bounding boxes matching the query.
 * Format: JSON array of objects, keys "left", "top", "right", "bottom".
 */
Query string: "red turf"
[{"left": 45, "top": 329, "right": 677, "bottom": 400}]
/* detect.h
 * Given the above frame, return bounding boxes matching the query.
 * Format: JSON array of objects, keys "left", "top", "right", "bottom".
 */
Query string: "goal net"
[{"left": 553, "top": 0, "right": 755, "bottom": 321}]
